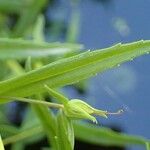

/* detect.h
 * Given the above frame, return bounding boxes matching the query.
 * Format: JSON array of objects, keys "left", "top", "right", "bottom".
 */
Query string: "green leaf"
[
  {"left": 3, "top": 125, "right": 43, "bottom": 146},
  {"left": 11, "top": 143, "right": 24, "bottom": 150},
  {"left": 3, "top": 122, "right": 150, "bottom": 150},
  {"left": 19, "top": 106, "right": 44, "bottom": 144},
  {"left": 0, "top": 124, "right": 18, "bottom": 138},
  {"left": 74, "top": 122, "right": 150, "bottom": 148},
  {"left": 0, "top": 110, "right": 9, "bottom": 124},
  {"left": 33, "top": 15, "right": 45, "bottom": 42},
  {"left": 0, "top": 135, "right": 5, "bottom": 150},
  {"left": 0, "top": 40, "right": 150, "bottom": 101},
  {"left": 56, "top": 110, "right": 74, "bottom": 150},
  {"left": 66, "top": 4, "right": 80, "bottom": 43},
  {"left": 0, "top": 38, "right": 82, "bottom": 60},
  {"left": 0, "top": 0, "right": 23, "bottom": 14},
  {"left": 1, "top": 105, "right": 44, "bottom": 145},
  {"left": 146, "top": 142, "right": 150, "bottom": 150},
  {"left": 29, "top": 103, "right": 57, "bottom": 147},
  {"left": 13, "top": 0, "right": 48, "bottom": 37}
]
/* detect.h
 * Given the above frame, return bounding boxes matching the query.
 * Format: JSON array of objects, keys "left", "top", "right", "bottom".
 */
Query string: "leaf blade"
[
  {"left": 0, "top": 38, "right": 82, "bottom": 59},
  {"left": 0, "top": 40, "right": 150, "bottom": 100},
  {"left": 74, "top": 122, "right": 149, "bottom": 148},
  {"left": 56, "top": 110, "right": 74, "bottom": 150},
  {"left": 0, "top": 135, "right": 5, "bottom": 150}
]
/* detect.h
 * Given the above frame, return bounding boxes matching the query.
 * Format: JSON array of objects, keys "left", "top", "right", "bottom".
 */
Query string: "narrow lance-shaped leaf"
[
  {"left": 0, "top": 38, "right": 82, "bottom": 60},
  {"left": 33, "top": 15, "right": 45, "bottom": 42},
  {"left": 0, "top": 40, "right": 150, "bottom": 101},
  {"left": 31, "top": 103, "right": 58, "bottom": 148},
  {"left": 0, "top": 0, "right": 23, "bottom": 14},
  {"left": 2, "top": 126, "right": 43, "bottom": 145},
  {"left": 2, "top": 122, "right": 150, "bottom": 149},
  {"left": 0, "top": 124, "right": 18, "bottom": 138},
  {"left": 74, "top": 122, "right": 150, "bottom": 148},
  {"left": 0, "top": 136, "right": 5, "bottom": 150},
  {"left": 146, "top": 142, "right": 150, "bottom": 150},
  {"left": 13, "top": 0, "right": 47, "bottom": 37},
  {"left": 56, "top": 110, "right": 74, "bottom": 150}
]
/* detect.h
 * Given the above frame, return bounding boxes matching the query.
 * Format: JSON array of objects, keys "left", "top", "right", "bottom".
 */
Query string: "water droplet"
[
  {"left": 117, "top": 64, "right": 120, "bottom": 67},
  {"left": 130, "top": 58, "right": 134, "bottom": 61}
]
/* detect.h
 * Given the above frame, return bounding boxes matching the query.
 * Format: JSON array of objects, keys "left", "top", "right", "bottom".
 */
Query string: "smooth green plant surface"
[
  {"left": 0, "top": 38, "right": 150, "bottom": 150},
  {"left": 0, "top": 135, "right": 5, "bottom": 150}
]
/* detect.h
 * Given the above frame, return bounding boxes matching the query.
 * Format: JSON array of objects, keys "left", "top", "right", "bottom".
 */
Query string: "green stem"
[{"left": 0, "top": 96, "right": 64, "bottom": 109}]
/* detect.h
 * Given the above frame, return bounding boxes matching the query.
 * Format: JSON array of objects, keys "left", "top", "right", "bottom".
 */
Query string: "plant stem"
[{"left": 0, "top": 96, "right": 64, "bottom": 109}]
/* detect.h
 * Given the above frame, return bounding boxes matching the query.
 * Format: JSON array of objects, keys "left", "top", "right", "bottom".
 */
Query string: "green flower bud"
[
  {"left": 44, "top": 85, "right": 123, "bottom": 124},
  {"left": 64, "top": 99, "right": 117, "bottom": 123}
]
